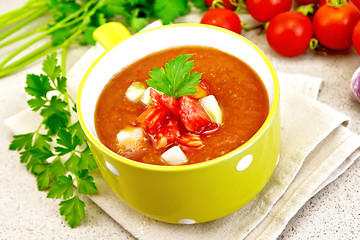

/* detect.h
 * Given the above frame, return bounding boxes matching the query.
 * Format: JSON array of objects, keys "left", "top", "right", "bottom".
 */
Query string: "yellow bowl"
[{"left": 77, "top": 22, "right": 280, "bottom": 224}]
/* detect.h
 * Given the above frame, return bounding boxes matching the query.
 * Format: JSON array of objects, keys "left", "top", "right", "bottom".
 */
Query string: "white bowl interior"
[{"left": 80, "top": 25, "right": 276, "bottom": 140}]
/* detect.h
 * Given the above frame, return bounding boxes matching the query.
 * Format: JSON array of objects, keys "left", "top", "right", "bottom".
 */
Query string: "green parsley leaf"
[
  {"left": 59, "top": 195, "right": 86, "bottom": 228},
  {"left": 19, "top": 150, "right": 32, "bottom": 164},
  {"left": 9, "top": 133, "right": 34, "bottom": 151},
  {"left": 80, "top": 147, "right": 98, "bottom": 170},
  {"left": 40, "top": 96, "right": 70, "bottom": 134},
  {"left": 27, "top": 97, "right": 47, "bottom": 111},
  {"left": 20, "top": 146, "right": 52, "bottom": 174},
  {"left": 68, "top": 122, "right": 85, "bottom": 145},
  {"left": 37, "top": 168, "right": 50, "bottom": 190},
  {"left": 154, "top": 0, "right": 190, "bottom": 25},
  {"left": 64, "top": 152, "right": 81, "bottom": 173},
  {"left": 189, "top": 0, "right": 208, "bottom": 9},
  {"left": 25, "top": 74, "right": 53, "bottom": 98},
  {"left": 42, "top": 52, "right": 62, "bottom": 82},
  {"left": 76, "top": 170, "right": 97, "bottom": 195},
  {"left": 146, "top": 54, "right": 201, "bottom": 99},
  {"left": 130, "top": 8, "right": 148, "bottom": 32},
  {"left": 33, "top": 134, "right": 52, "bottom": 150},
  {"left": 51, "top": 28, "right": 72, "bottom": 46},
  {"left": 83, "top": 26, "right": 97, "bottom": 45},
  {"left": 25, "top": 152, "right": 42, "bottom": 172},
  {"left": 30, "top": 147, "right": 54, "bottom": 161},
  {"left": 47, "top": 175, "right": 74, "bottom": 199},
  {"left": 32, "top": 162, "right": 49, "bottom": 175},
  {"left": 55, "top": 129, "right": 80, "bottom": 156},
  {"left": 55, "top": 76, "right": 67, "bottom": 94},
  {"left": 49, "top": 158, "right": 67, "bottom": 178}
]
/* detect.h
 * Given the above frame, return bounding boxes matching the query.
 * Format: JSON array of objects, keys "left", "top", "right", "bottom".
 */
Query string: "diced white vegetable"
[
  {"left": 125, "top": 82, "right": 146, "bottom": 102},
  {"left": 161, "top": 146, "right": 188, "bottom": 166},
  {"left": 199, "top": 95, "right": 223, "bottom": 124},
  {"left": 117, "top": 126, "right": 144, "bottom": 149},
  {"left": 140, "top": 87, "right": 154, "bottom": 105}
]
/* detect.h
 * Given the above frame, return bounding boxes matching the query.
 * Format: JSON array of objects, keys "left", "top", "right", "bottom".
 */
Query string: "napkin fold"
[{"left": 5, "top": 41, "right": 360, "bottom": 240}]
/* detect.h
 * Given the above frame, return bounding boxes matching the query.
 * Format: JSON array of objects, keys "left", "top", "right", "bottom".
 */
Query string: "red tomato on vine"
[
  {"left": 352, "top": 0, "right": 360, "bottom": 10},
  {"left": 246, "top": 0, "right": 292, "bottom": 23},
  {"left": 266, "top": 11, "right": 313, "bottom": 57},
  {"left": 205, "top": 0, "right": 239, "bottom": 10},
  {"left": 313, "top": 3, "right": 360, "bottom": 50},
  {"left": 353, "top": 20, "right": 360, "bottom": 54},
  {"left": 200, "top": 8, "right": 242, "bottom": 34},
  {"left": 320, "top": 0, "right": 360, "bottom": 9}
]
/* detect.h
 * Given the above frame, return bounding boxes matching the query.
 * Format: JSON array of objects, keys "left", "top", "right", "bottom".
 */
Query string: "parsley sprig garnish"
[
  {"left": 9, "top": 52, "right": 97, "bottom": 228},
  {"left": 147, "top": 54, "right": 202, "bottom": 99}
]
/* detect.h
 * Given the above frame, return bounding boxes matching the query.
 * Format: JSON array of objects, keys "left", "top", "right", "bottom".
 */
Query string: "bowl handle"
[{"left": 93, "top": 22, "right": 132, "bottom": 50}]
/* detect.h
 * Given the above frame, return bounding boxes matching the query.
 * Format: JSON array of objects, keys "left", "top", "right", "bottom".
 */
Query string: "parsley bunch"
[
  {"left": 9, "top": 53, "right": 97, "bottom": 228},
  {"left": 0, "top": 0, "right": 207, "bottom": 78}
]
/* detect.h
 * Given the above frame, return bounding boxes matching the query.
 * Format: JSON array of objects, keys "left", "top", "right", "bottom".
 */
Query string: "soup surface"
[{"left": 95, "top": 46, "right": 269, "bottom": 165}]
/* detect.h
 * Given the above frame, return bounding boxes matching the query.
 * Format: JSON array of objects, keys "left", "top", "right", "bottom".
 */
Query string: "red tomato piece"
[
  {"left": 178, "top": 95, "right": 212, "bottom": 134},
  {"left": 266, "top": 11, "right": 313, "bottom": 57},
  {"left": 202, "top": 122, "right": 220, "bottom": 135},
  {"left": 137, "top": 105, "right": 168, "bottom": 134},
  {"left": 178, "top": 133, "right": 204, "bottom": 148},
  {"left": 313, "top": 3, "right": 360, "bottom": 50},
  {"left": 353, "top": 20, "right": 360, "bottom": 54},
  {"left": 154, "top": 118, "right": 181, "bottom": 149},
  {"left": 150, "top": 88, "right": 179, "bottom": 116},
  {"left": 204, "top": 0, "right": 239, "bottom": 10},
  {"left": 200, "top": 8, "right": 242, "bottom": 35},
  {"left": 246, "top": 0, "right": 292, "bottom": 23}
]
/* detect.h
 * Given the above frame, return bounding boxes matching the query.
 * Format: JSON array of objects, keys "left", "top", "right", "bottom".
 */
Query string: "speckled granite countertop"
[{"left": 1, "top": 1, "right": 359, "bottom": 239}]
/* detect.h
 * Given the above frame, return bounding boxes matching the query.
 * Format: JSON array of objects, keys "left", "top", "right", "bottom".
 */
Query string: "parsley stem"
[
  {"left": 0, "top": 8, "right": 48, "bottom": 42},
  {"left": 1, "top": 42, "right": 53, "bottom": 69},
  {"left": 0, "top": 0, "right": 47, "bottom": 28},
  {"left": 0, "top": 31, "right": 49, "bottom": 69},
  {"left": 0, "top": 23, "right": 82, "bottom": 77},
  {"left": 0, "top": 22, "right": 49, "bottom": 49},
  {"left": 61, "top": 45, "right": 69, "bottom": 78},
  {"left": 0, "top": 44, "right": 63, "bottom": 78}
]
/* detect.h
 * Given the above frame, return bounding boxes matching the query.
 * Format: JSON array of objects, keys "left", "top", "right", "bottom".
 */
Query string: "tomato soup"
[{"left": 94, "top": 46, "right": 269, "bottom": 165}]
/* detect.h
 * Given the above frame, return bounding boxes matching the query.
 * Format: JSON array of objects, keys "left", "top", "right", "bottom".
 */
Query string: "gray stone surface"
[{"left": 1, "top": 1, "right": 359, "bottom": 240}]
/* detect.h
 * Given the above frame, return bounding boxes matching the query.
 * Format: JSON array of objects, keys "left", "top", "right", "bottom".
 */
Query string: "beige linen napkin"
[{"left": 5, "top": 42, "right": 360, "bottom": 240}]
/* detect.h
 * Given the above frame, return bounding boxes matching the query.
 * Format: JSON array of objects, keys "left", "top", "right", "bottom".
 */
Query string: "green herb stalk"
[{"left": 0, "top": 0, "right": 208, "bottom": 78}]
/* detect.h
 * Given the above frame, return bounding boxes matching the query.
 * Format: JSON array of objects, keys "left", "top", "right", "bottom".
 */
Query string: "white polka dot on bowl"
[
  {"left": 178, "top": 219, "right": 196, "bottom": 224},
  {"left": 236, "top": 154, "right": 253, "bottom": 171},
  {"left": 105, "top": 161, "right": 120, "bottom": 176}
]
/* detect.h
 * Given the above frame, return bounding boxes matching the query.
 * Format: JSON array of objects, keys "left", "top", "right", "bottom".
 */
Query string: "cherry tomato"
[
  {"left": 353, "top": 20, "right": 360, "bottom": 54},
  {"left": 204, "top": 0, "right": 239, "bottom": 10},
  {"left": 200, "top": 8, "right": 242, "bottom": 34},
  {"left": 246, "top": 0, "right": 292, "bottom": 23},
  {"left": 266, "top": 11, "right": 313, "bottom": 57},
  {"left": 319, "top": 0, "right": 360, "bottom": 9},
  {"left": 313, "top": 3, "right": 360, "bottom": 50},
  {"left": 352, "top": 0, "right": 360, "bottom": 10}
]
